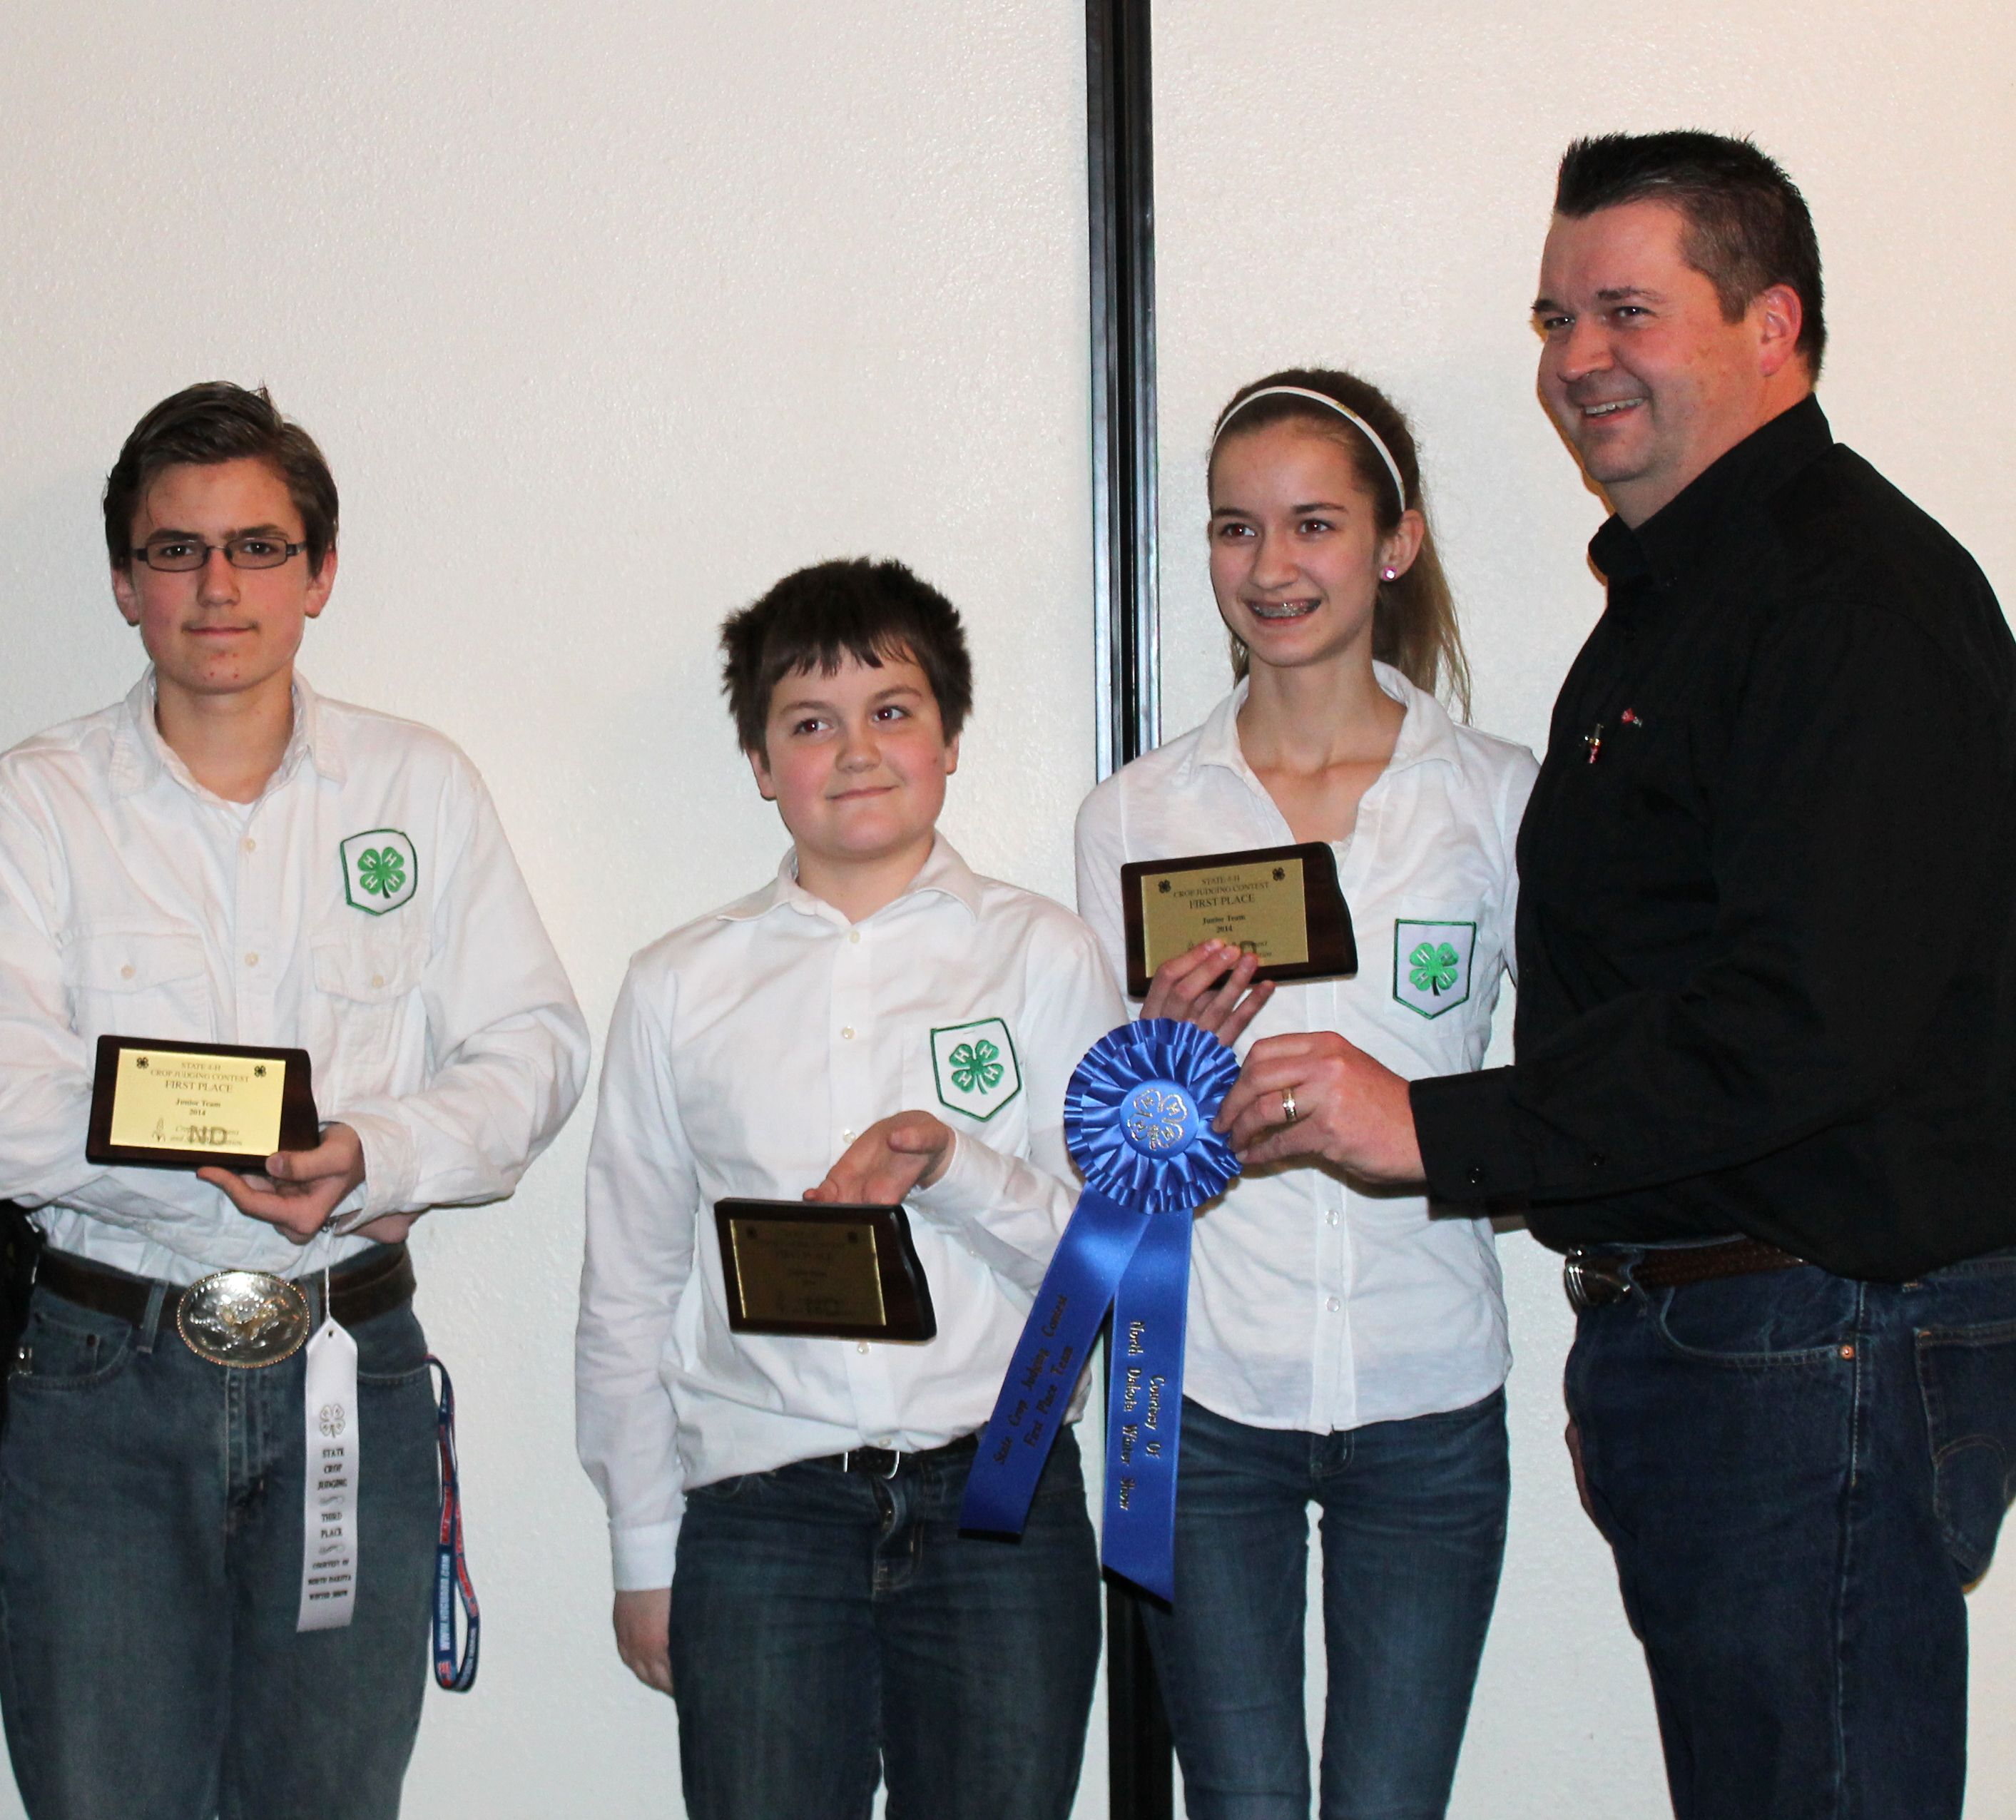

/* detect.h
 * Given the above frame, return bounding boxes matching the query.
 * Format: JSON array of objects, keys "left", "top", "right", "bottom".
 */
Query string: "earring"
[{"left": 1380, "top": 567, "right": 1397, "bottom": 581}]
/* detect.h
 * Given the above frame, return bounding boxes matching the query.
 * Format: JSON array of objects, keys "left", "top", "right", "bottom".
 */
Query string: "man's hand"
[
  {"left": 805, "top": 1112, "right": 954, "bottom": 1205},
  {"left": 1216, "top": 1032, "right": 1425, "bottom": 1183},
  {"left": 198, "top": 1122, "right": 370, "bottom": 1245},
  {"left": 1141, "top": 938, "right": 1275, "bottom": 1044},
  {"left": 613, "top": 1587, "right": 673, "bottom": 1694}
]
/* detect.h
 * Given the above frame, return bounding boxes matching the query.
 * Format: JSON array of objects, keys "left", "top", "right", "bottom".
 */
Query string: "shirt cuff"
[
  {"left": 333, "top": 1107, "right": 418, "bottom": 1219},
  {"left": 902, "top": 1131, "right": 1007, "bottom": 1235},
  {"left": 1410, "top": 1067, "right": 1534, "bottom": 1202},
  {"left": 611, "top": 1518, "right": 681, "bottom": 1592}
]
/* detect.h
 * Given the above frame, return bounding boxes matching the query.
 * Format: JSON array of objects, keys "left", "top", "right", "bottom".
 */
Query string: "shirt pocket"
[
  {"left": 1383, "top": 895, "right": 1509, "bottom": 1071},
  {"left": 61, "top": 927, "right": 213, "bottom": 1047},
  {"left": 310, "top": 932, "right": 427, "bottom": 1098},
  {"left": 910, "top": 1016, "right": 1032, "bottom": 1156}
]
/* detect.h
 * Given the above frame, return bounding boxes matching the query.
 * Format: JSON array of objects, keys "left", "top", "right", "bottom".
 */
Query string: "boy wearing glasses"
[{"left": 0, "top": 382, "right": 589, "bottom": 1818}]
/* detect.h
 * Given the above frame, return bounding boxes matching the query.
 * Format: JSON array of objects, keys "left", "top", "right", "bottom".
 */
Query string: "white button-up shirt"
[
  {"left": 1074, "top": 665, "right": 1537, "bottom": 1433},
  {"left": 0, "top": 672, "right": 589, "bottom": 1283},
  {"left": 576, "top": 837, "right": 1124, "bottom": 1589}
]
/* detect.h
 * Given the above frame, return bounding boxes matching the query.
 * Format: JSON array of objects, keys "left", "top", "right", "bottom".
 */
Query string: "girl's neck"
[
  {"left": 1234, "top": 648, "right": 1406, "bottom": 846},
  {"left": 1236, "top": 647, "right": 1399, "bottom": 771}
]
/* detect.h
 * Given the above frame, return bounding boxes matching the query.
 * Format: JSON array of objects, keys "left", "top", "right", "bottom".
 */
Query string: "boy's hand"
[
  {"left": 613, "top": 1587, "right": 673, "bottom": 1694},
  {"left": 199, "top": 1123, "right": 370, "bottom": 1244},
  {"left": 805, "top": 1112, "right": 954, "bottom": 1206},
  {"left": 1142, "top": 938, "right": 1275, "bottom": 1044},
  {"left": 1216, "top": 1032, "right": 1424, "bottom": 1183}
]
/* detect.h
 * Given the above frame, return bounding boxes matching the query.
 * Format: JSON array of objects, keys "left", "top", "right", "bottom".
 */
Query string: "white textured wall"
[
  {"left": 1151, "top": 4, "right": 2016, "bottom": 1817},
  {"left": 0, "top": 4, "right": 1097, "bottom": 1814}
]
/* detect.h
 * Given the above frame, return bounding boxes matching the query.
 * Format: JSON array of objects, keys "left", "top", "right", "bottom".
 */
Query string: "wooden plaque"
[
  {"left": 1120, "top": 842, "right": 1357, "bottom": 998},
  {"left": 86, "top": 1036, "right": 320, "bottom": 1173},
  {"left": 715, "top": 1199, "right": 937, "bottom": 1341}
]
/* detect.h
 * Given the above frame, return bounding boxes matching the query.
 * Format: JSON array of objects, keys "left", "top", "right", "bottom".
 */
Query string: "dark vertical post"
[
  {"left": 1086, "top": 3, "right": 1174, "bottom": 1817},
  {"left": 1087, "top": 0, "right": 1159, "bottom": 783}
]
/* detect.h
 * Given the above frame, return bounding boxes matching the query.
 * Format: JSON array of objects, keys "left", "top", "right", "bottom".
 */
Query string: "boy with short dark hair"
[
  {"left": 576, "top": 556, "right": 1119, "bottom": 1820},
  {"left": 0, "top": 382, "right": 589, "bottom": 1818}
]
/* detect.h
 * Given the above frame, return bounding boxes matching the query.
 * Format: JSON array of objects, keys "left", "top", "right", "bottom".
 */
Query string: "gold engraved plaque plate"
[
  {"left": 730, "top": 1219, "right": 887, "bottom": 1327},
  {"left": 108, "top": 1049, "right": 287, "bottom": 1158},
  {"left": 1121, "top": 842, "right": 1358, "bottom": 999},
  {"left": 87, "top": 1036, "right": 321, "bottom": 1173},
  {"left": 176, "top": 1270, "right": 313, "bottom": 1368},
  {"left": 1139, "top": 858, "right": 1310, "bottom": 977},
  {"left": 715, "top": 1199, "right": 937, "bottom": 1341}
]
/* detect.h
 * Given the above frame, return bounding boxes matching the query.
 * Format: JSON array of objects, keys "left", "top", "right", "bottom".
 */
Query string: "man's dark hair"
[
  {"left": 1555, "top": 131, "right": 1826, "bottom": 377},
  {"left": 103, "top": 382, "right": 339, "bottom": 571},
  {"left": 720, "top": 557, "right": 974, "bottom": 755}
]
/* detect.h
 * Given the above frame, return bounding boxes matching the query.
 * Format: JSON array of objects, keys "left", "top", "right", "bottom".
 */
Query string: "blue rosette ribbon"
[{"left": 959, "top": 1018, "right": 1239, "bottom": 1600}]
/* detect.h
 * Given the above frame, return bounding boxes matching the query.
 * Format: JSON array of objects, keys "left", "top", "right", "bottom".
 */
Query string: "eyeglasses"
[{"left": 131, "top": 534, "right": 307, "bottom": 573}]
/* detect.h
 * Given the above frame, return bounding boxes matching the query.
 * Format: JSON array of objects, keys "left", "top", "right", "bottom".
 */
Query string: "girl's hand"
[
  {"left": 806, "top": 1112, "right": 954, "bottom": 1205},
  {"left": 613, "top": 1587, "right": 673, "bottom": 1694},
  {"left": 1141, "top": 938, "right": 1276, "bottom": 1044},
  {"left": 1215, "top": 1031, "right": 1423, "bottom": 1183}
]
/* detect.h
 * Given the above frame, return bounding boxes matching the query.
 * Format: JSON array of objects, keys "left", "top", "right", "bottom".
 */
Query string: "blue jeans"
[
  {"left": 0, "top": 1264, "right": 440, "bottom": 1820},
  {"left": 667, "top": 1426, "right": 1101, "bottom": 1820},
  {"left": 1566, "top": 1247, "right": 2016, "bottom": 1820},
  {"left": 1140, "top": 1393, "right": 1508, "bottom": 1820}
]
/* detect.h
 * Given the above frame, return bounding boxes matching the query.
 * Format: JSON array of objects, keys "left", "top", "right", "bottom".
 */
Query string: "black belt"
[
  {"left": 37, "top": 1242, "right": 416, "bottom": 1332},
  {"left": 805, "top": 1431, "right": 979, "bottom": 1478}
]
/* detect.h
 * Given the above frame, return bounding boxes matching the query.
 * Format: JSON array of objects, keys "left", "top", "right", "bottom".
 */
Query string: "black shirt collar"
[{"left": 1588, "top": 392, "right": 1834, "bottom": 589}]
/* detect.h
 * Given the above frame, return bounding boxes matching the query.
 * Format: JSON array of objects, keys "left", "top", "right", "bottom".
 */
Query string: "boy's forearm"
[{"left": 903, "top": 1132, "right": 1081, "bottom": 1291}]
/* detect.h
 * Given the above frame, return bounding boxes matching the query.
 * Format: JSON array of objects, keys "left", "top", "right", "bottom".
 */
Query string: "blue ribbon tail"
[
  {"left": 960, "top": 1189, "right": 1146, "bottom": 1537},
  {"left": 1100, "top": 1206, "right": 1193, "bottom": 1602}
]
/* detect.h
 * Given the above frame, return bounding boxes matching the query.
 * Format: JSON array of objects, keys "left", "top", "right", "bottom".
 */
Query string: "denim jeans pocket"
[
  {"left": 1646, "top": 1266, "right": 1857, "bottom": 1368},
  {"left": 1915, "top": 1316, "right": 2016, "bottom": 1585},
  {"left": 352, "top": 1304, "right": 431, "bottom": 1387},
  {"left": 14, "top": 1298, "right": 133, "bottom": 1391}
]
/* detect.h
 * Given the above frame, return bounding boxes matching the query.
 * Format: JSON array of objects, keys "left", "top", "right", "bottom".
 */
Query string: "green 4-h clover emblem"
[
  {"left": 340, "top": 829, "right": 419, "bottom": 915},
  {"left": 948, "top": 1038, "right": 1005, "bottom": 1096},
  {"left": 357, "top": 847, "right": 405, "bottom": 899},
  {"left": 1410, "top": 942, "right": 1461, "bottom": 995},
  {"left": 931, "top": 1017, "right": 1022, "bottom": 1122},
  {"left": 1393, "top": 919, "right": 1477, "bottom": 1020}
]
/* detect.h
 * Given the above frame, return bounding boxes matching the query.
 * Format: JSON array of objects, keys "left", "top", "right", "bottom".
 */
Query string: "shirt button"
[
  {"left": 1325, "top": 1209, "right": 1340, "bottom": 1227},
  {"left": 1466, "top": 1165, "right": 1484, "bottom": 1187},
  {"left": 244, "top": 952, "right": 259, "bottom": 967},
  {"left": 841, "top": 1129, "right": 857, "bottom": 1144},
  {"left": 1326, "top": 1295, "right": 1342, "bottom": 1313},
  {"left": 1588, "top": 1154, "right": 1607, "bottom": 1171},
  {"left": 848, "top": 930, "right": 862, "bottom": 945},
  {"left": 840, "top": 1026, "right": 855, "bottom": 1040},
  {"left": 119, "top": 964, "right": 135, "bottom": 980},
  {"left": 856, "top": 1341, "right": 870, "bottom": 1355},
  {"left": 370, "top": 975, "right": 385, "bottom": 990},
  {"left": 242, "top": 837, "right": 257, "bottom": 853}
]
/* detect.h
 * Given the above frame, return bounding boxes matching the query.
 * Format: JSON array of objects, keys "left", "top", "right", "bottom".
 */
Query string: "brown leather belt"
[
  {"left": 37, "top": 1242, "right": 415, "bottom": 1333},
  {"left": 1564, "top": 1236, "right": 1806, "bottom": 1311}
]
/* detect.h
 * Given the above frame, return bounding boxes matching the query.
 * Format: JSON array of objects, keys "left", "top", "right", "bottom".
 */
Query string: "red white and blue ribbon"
[
  {"left": 427, "top": 1356, "right": 481, "bottom": 1692},
  {"left": 959, "top": 1019, "right": 1239, "bottom": 1600}
]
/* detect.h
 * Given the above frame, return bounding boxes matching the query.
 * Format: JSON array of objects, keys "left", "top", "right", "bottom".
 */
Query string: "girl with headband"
[{"left": 1074, "top": 368, "right": 1535, "bottom": 1819}]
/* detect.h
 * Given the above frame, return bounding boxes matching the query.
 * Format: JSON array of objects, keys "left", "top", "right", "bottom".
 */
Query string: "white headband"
[{"left": 1211, "top": 385, "right": 1408, "bottom": 509}]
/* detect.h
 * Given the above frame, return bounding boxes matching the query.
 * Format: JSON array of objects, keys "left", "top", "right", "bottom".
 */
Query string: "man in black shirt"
[{"left": 1218, "top": 132, "right": 2016, "bottom": 1819}]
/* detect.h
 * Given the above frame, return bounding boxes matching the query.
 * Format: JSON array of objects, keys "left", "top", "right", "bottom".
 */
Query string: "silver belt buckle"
[
  {"left": 177, "top": 1270, "right": 313, "bottom": 1368},
  {"left": 1562, "top": 1251, "right": 1629, "bottom": 1313}
]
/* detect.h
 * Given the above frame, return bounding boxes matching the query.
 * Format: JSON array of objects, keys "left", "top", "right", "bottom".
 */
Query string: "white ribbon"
[{"left": 297, "top": 1306, "right": 360, "bottom": 1632}]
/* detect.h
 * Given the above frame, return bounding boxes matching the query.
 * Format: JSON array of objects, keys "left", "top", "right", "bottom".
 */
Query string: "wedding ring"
[{"left": 1281, "top": 1088, "right": 1299, "bottom": 1125}]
